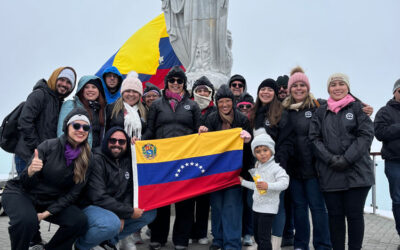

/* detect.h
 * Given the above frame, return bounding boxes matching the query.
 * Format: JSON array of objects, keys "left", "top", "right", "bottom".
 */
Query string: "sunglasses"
[
  {"left": 231, "top": 83, "right": 244, "bottom": 88},
  {"left": 108, "top": 138, "right": 127, "bottom": 146},
  {"left": 72, "top": 122, "right": 90, "bottom": 132},
  {"left": 167, "top": 78, "right": 184, "bottom": 84},
  {"left": 278, "top": 84, "right": 288, "bottom": 89},
  {"left": 238, "top": 104, "right": 253, "bottom": 109}
]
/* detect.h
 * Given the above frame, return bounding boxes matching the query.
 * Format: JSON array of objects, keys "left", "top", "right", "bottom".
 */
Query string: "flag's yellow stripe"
[
  {"left": 114, "top": 13, "right": 168, "bottom": 75},
  {"left": 135, "top": 128, "right": 243, "bottom": 164}
]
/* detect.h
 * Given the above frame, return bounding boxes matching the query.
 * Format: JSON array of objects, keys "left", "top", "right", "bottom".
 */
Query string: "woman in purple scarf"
[{"left": 2, "top": 107, "right": 92, "bottom": 250}]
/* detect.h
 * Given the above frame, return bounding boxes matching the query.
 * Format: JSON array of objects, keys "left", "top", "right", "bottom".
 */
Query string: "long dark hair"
[
  {"left": 251, "top": 94, "right": 283, "bottom": 128},
  {"left": 77, "top": 88, "right": 106, "bottom": 127}
]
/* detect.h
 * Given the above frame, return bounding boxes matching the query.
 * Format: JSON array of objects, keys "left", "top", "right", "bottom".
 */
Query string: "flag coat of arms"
[{"left": 132, "top": 128, "right": 243, "bottom": 210}]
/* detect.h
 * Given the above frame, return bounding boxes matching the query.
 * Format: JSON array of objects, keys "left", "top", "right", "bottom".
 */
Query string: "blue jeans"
[
  {"left": 14, "top": 154, "right": 27, "bottom": 175},
  {"left": 290, "top": 178, "right": 331, "bottom": 250},
  {"left": 75, "top": 205, "right": 156, "bottom": 250},
  {"left": 385, "top": 160, "right": 400, "bottom": 235},
  {"left": 271, "top": 191, "right": 286, "bottom": 237},
  {"left": 242, "top": 188, "right": 254, "bottom": 236},
  {"left": 210, "top": 186, "right": 243, "bottom": 250}
]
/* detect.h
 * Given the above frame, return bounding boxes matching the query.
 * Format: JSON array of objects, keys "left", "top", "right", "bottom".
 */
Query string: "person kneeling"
[
  {"left": 240, "top": 130, "right": 289, "bottom": 250},
  {"left": 75, "top": 127, "right": 156, "bottom": 250}
]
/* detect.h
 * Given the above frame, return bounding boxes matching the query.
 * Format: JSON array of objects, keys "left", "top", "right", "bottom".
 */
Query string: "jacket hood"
[
  {"left": 215, "top": 84, "right": 234, "bottom": 104},
  {"left": 47, "top": 66, "right": 77, "bottom": 95},
  {"left": 388, "top": 98, "right": 400, "bottom": 110},
  {"left": 228, "top": 74, "right": 247, "bottom": 92},
  {"left": 62, "top": 107, "right": 91, "bottom": 134},
  {"left": 163, "top": 66, "right": 187, "bottom": 94},
  {"left": 76, "top": 75, "right": 105, "bottom": 99},
  {"left": 101, "top": 126, "right": 131, "bottom": 159},
  {"left": 191, "top": 76, "right": 215, "bottom": 99},
  {"left": 101, "top": 66, "right": 123, "bottom": 102},
  {"left": 33, "top": 79, "right": 57, "bottom": 97}
]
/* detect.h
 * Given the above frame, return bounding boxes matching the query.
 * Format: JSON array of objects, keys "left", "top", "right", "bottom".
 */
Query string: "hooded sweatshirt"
[
  {"left": 57, "top": 75, "right": 106, "bottom": 148},
  {"left": 101, "top": 66, "right": 123, "bottom": 104}
]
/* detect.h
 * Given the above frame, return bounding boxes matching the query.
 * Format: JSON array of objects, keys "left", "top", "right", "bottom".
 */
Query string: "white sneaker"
[
  {"left": 132, "top": 231, "right": 144, "bottom": 244},
  {"left": 243, "top": 234, "right": 253, "bottom": 246},
  {"left": 119, "top": 235, "right": 137, "bottom": 250},
  {"left": 198, "top": 237, "right": 209, "bottom": 245}
]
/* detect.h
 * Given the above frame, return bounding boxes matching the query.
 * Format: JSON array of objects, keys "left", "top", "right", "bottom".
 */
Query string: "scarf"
[
  {"left": 123, "top": 102, "right": 142, "bottom": 139},
  {"left": 327, "top": 94, "right": 355, "bottom": 114},
  {"left": 194, "top": 92, "right": 212, "bottom": 110},
  {"left": 165, "top": 89, "right": 183, "bottom": 112},
  {"left": 65, "top": 142, "right": 81, "bottom": 166},
  {"left": 219, "top": 110, "right": 234, "bottom": 130}
]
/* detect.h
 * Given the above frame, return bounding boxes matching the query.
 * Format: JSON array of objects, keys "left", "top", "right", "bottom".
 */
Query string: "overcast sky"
[{"left": 0, "top": 0, "right": 399, "bottom": 171}]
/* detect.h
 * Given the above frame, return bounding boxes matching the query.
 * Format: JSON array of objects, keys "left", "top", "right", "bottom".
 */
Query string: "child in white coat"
[{"left": 240, "top": 131, "right": 289, "bottom": 250}]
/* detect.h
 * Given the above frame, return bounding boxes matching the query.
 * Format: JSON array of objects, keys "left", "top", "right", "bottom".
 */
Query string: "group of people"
[{"left": 1, "top": 63, "right": 399, "bottom": 250}]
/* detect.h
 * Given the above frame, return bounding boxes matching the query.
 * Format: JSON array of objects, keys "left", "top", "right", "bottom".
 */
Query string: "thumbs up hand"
[{"left": 28, "top": 149, "right": 43, "bottom": 177}]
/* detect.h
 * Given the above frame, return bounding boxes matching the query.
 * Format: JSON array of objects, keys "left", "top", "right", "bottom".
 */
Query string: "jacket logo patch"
[
  {"left": 125, "top": 171, "right": 130, "bottom": 180},
  {"left": 346, "top": 113, "right": 354, "bottom": 120},
  {"left": 305, "top": 111, "right": 312, "bottom": 118},
  {"left": 142, "top": 144, "right": 157, "bottom": 160},
  {"left": 184, "top": 105, "right": 191, "bottom": 110},
  {"left": 265, "top": 119, "right": 270, "bottom": 127}
]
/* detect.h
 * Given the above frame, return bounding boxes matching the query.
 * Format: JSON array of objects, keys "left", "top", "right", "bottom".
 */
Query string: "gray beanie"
[
  {"left": 251, "top": 129, "right": 275, "bottom": 156},
  {"left": 393, "top": 79, "right": 400, "bottom": 94},
  {"left": 58, "top": 68, "right": 76, "bottom": 89}
]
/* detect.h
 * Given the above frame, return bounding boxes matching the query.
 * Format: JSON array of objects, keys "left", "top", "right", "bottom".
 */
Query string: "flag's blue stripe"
[
  {"left": 138, "top": 73, "right": 152, "bottom": 82},
  {"left": 158, "top": 37, "right": 182, "bottom": 69},
  {"left": 137, "top": 150, "right": 243, "bottom": 186},
  {"left": 95, "top": 50, "right": 118, "bottom": 77}
]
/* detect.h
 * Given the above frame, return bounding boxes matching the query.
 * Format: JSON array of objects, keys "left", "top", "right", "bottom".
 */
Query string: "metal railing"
[{"left": 370, "top": 152, "right": 381, "bottom": 214}]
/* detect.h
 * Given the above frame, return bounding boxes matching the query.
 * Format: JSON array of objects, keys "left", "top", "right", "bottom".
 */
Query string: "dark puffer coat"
[
  {"left": 374, "top": 99, "right": 400, "bottom": 161},
  {"left": 309, "top": 101, "right": 375, "bottom": 192},
  {"left": 15, "top": 80, "right": 63, "bottom": 162}
]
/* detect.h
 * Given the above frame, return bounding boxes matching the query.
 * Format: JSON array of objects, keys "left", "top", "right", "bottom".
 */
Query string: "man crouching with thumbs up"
[
  {"left": 2, "top": 107, "right": 91, "bottom": 250},
  {"left": 75, "top": 127, "right": 156, "bottom": 250}
]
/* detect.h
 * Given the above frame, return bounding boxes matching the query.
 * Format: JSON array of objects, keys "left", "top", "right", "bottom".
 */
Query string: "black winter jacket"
[
  {"left": 286, "top": 106, "right": 319, "bottom": 179},
  {"left": 15, "top": 80, "right": 63, "bottom": 162},
  {"left": 81, "top": 127, "right": 134, "bottom": 219},
  {"left": 374, "top": 99, "right": 400, "bottom": 161},
  {"left": 142, "top": 94, "right": 201, "bottom": 139},
  {"left": 254, "top": 110, "right": 294, "bottom": 169},
  {"left": 5, "top": 135, "right": 89, "bottom": 215},
  {"left": 205, "top": 110, "right": 253, "bottom": 180},
  {"left": 309, "top": 101, "right": 374, "bottom": 192}
]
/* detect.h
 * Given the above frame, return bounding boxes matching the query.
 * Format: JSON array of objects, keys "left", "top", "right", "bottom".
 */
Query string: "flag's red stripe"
[{"left": 138, "top": 170, "right": 241, "bottom": 210}]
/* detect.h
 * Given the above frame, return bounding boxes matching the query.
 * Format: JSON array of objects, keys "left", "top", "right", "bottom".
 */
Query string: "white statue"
[{"left": 162, "top": 0, "right": 233, "bottom": 89}]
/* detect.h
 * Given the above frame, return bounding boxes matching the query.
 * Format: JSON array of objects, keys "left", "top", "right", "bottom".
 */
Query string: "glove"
[
  {"left": 240, "top": 130, "right": 252, "bottom": 143},
  {"left": 328, "top": 155, "right": 349, "bottom": 171}
]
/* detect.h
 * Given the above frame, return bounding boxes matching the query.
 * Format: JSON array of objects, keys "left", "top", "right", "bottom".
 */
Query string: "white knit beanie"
[
  {"left": 120, "top": 71, "right": 143, "bottom": 95},
  {"left": 327, "top": 73, "right": 350, "bottom": 92},
  {"left": 393, "top": 79, "right": 400, "bottom": 94},
  {"left": 58, "top": 68, "right": 76, "bottom": 89},
  {"left": 251, "top": 129, "right": 275, "bottom": 156}
]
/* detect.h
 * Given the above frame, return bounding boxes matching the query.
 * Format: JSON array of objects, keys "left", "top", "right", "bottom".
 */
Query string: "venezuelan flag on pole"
[
  {"left": 96, "top": 13, "right": 183, "bottom": 90},
  {"left": 133, "top": 128, "right": 243, "bottom": 210}
]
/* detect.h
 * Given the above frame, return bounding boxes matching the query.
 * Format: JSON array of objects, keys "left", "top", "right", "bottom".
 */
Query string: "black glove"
[{"left": 329, "top": 155, "right": 349, "bottom": 171}]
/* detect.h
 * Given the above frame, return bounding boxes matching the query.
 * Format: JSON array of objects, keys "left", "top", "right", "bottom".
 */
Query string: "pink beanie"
[
  {"left": 120, "top": 71, "right": 143, "bottom": 95},
  {"left": 288, "top": 72, "right": 310, "bottom": 91}
]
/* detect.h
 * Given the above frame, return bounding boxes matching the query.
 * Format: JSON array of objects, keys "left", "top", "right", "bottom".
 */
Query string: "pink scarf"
[
  {"left": 327, "top": 94, "right": 355, "bottom": 114},
  {"left": 165, "top": 89, "right": 183, "bottom": 112}
]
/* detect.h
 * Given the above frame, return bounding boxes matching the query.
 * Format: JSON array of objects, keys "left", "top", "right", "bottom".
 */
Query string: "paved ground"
[{"left": 0, "top": 212, "right": 398, "bottom": 250}]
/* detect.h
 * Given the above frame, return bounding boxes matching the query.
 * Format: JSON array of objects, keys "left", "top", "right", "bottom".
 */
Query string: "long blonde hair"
[
  {"left": 111, "top": 97, "right": 147, "bottom": 121},
  {"left": 67, "top": 136, "right": 91, "bottom": 184}
]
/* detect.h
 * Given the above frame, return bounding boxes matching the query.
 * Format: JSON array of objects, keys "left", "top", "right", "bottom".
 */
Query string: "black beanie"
[
  {"left": 276, "top": 75, "right": 289, "bottom": 88},
  {"left": 164, "top": 66, "right": 187, "bottom": 91},
  {"left": 257, "top": 78, "right": 278, "bottom": 96},
  {"left": 228, "top": 74, "right": 247, "bottom": 89},
  {"left": 215, "top": 84, "right": 234, "bottom": 103},
  {"left": 143, "top": 82, "right": 161, "bottom": 96}
]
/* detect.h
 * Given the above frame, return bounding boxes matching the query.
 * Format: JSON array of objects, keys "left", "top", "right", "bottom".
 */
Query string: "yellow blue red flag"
[
  {"left": 133, "top": 128, "right": 243, "bottom": 210},
  {"left": 96, "top": 13, "right": 183, "bottom": 90}
]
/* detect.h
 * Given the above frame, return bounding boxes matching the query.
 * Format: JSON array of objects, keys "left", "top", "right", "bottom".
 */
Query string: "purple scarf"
[
  {"left": 327, "top": 94, "right": 355, "bottom": 114},
  {"left": 65, "top": 143, "right": 81, "bottom": 166},
  {"left": 165, "top": 89, "right": 183, "bottom": 112}
]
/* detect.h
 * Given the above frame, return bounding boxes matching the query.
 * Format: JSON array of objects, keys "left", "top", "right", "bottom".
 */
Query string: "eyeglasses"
[
  {"left": 231, "top": 83, "right": 244, "bottom": 88},
  {"left": 168, "top": 78, "right": 184, "bottom": 84},
  {"left": 238, "top": 104, "right": 253, "bottom": 109},
  {"left": 105, "top": 73, "right": 118, "bottom": 79},
  {"left": 108, "top": 138, "right": 127, "bottom": 146},
  {"left": 72, "top": 122, "right": 90, "bottom": 132}
]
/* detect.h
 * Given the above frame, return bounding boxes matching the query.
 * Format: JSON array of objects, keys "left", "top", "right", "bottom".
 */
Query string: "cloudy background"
[{"left": 0, "top": 0, "right": 399, "bottom": 173}]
